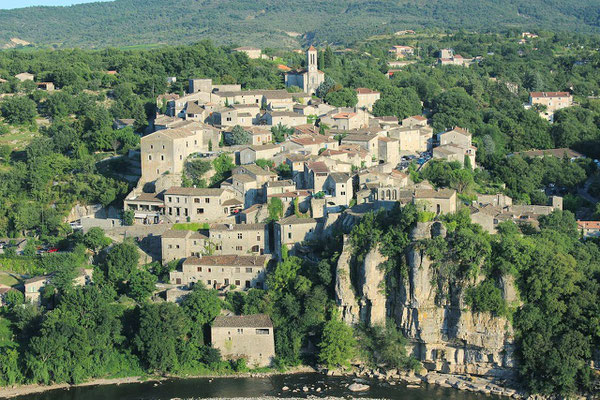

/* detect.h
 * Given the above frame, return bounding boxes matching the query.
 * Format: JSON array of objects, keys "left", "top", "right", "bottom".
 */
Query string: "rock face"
[
  {"left": 337, "top": 220, "right": 515, "bottom": 379},
  {"left": 397, "top": 222, "right": 515, "bottom": 378}
]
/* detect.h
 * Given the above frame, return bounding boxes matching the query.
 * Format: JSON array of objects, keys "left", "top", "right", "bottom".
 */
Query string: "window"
[
  {"left": 245, "top": 280, "right": 251, "bottom": 288},
  {"left": 246, "top": 267, "right": 253, "bottom": 273},
  {"left": 226, "top": 117, "right": 232, "bottom": 122},
  {"left": 180, "top": 155, "right": 182, "bottom": 160},
  {"left": 168, "top": 197, "right": 172, "bottom": 202},
  {"left": 257, "top": 235, "right": 260, "bottom": 241},
  {"left": 161, "top": 155, "right": 164, "bottom": 161},
  {"left": 341, "top": 191, "right": 346, "bottom": 196},
  {"left": 176, "top": 245, "right": 180, "bottom": 249},
  {"left": 176, "top": 197, "right": 180, "bottom": 203},
  {"left": 168, "top": 245, "right": 172, "bottom": 249},
  {"left": 197, "top": 208, "right": 204, "bottom": 214},
  {"left": 176, "top": 278, "right": 181, "bottom": 285},
  {"left": 216, "top": 245, "right": 222, "bottom": 251},
  {"left": 205, "top": 198, "right": 210, "bottom": 203},
  {"left": 251, "top": 245, "right": 260, "bottom": 252},
  {"left": 236, "top": 246, "right": 242, "bottom": 251},
  {"left": 197, "top": 267, "right": 202, "bottom": 272},
  {"left": 288, "top": 232, "right": 292, "bottom": 239},
  {"left": 150, "top": 145, "right": 154, "bottom": 149},
  {"left": 194, "top": 140, "right": 197, "bottom": 145},
  {"left": 195, "top": 198, "right": 200, "bottom": 203},
  {"left": 256, "top": 329, "right": 269, "bottom": 335},
  {"left": 162, "top": 145, "right": 165, "bottom": 149},
  {"left": 237, "top": 329, "right": 244, "bottom": 334},
  {"left": 148, "top": 155, "right": 152, "bottom": 161},
  {"left": 235, "top": 267, "right": 240, "bottom": 273},
  {"left": 208, "top": 268, "right": 212, "bottom": 273},
  {"left": 207, "top": 280, "right": 211, "bottom": 285},
  {"left": 235, "top": 280, "right": 241, "bottom": 286},
  {"left": 237, "top": 233, "right": 243, "bottom": 239}
]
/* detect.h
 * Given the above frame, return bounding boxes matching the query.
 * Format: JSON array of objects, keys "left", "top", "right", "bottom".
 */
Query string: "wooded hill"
[{"left": 0, "top": 0, "right": 599, "bottom": 49}]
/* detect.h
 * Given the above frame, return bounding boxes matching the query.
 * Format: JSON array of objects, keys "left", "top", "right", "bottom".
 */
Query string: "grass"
[
  {"left": 0, "top": 125, "right": 40, "bottom": 151},
  {"left": 0, "top": 273, "right": 21, "bottom": 287},
  {"left": 172, "top": 223, "right": 210, "bottom": 231}
]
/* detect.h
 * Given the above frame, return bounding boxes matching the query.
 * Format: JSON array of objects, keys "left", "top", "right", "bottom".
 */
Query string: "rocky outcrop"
[
  {"left": 66, "top": 203, "right": 103, "bottom": 222},
  {"left": 397, "top": 221, "right": 514, "bottom": 378},
  {"left": 335, "top": 237, "right": 388, "bottom": 326},
  {"left": 339, "top": 220, "right": 516, "bottom": 379},
  {"left": 335, "top": 236, "right": 360, "bottom": 324}
]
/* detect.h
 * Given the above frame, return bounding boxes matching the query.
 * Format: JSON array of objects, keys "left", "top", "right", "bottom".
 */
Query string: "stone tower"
[{"left": 307, "top": 46, "right": 319, "bottom": 94}]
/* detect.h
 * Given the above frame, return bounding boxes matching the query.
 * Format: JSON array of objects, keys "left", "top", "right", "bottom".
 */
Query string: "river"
[{"left": 12, "top": 373, "right": 503, "bottom": 400}]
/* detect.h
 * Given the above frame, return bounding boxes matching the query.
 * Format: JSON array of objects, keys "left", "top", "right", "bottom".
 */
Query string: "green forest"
[
  {"left": 0, "top": 0, "right": 599, "bottom": 48},
  {"left": 0, "top": 30, "right": 599, "bottom": 395}
]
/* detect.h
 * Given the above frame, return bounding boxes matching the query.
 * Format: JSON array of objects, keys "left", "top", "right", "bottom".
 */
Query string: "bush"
[{"left": 465, "top": 280, "right": 507, "bottom": 316}]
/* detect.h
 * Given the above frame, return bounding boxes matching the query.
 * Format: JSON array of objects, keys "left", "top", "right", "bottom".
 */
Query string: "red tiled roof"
[
  {"left": 356, "top": 88, "right": 379, "bottom": 94},
  {"left": 410, "top": 115, "right": 427, "bottom": 121},
  {"left": 332, "top": 112, "right": 357, "bottom": 119},
  {"left": 530, "top": 91, "right": 571, "bottom": 98},
  {"left": 578, "top": 221, "right": 600, "bottom": 229}
]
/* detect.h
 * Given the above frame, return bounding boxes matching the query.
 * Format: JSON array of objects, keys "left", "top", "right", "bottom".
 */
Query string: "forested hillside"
[{"left": 0, "top": 0, "right": 599, "bottom": 48}]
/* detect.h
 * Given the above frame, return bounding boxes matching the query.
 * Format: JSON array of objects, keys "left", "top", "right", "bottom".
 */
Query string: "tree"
[
  {"left": 127, "top": 268, "right": 157, "bottom": 303},
  {"left": 122, "top": 210, "right": 135, "bottom": 226},
  {"left": 318, "top": 310, "right": 357, "bottom": 369},
  {"left": 211, "top": 153, "right": 234, "bottom": 186},
  {"left": 183, "top": 158, "right": 211, "bottom": 187},
  {"left": 83, "top": 227, "right": 112, "bottom": 253},
  {"left": 267, "top": 197, "right": 284, "bottom": 221},
  {"left": 228, "top": 125, "right": 250, "bottom": 145},
  {"left": 3, "top": 290, "right": 24, "bottom": 308},
  {"left": 1, "top": 96, "right": 37, "bottom": 124},
  {"left": 134, "top": 302, "right": 190, "bottom": 373},
  {"left": 324, "top": 88, "right": 358, "bottom": 107},
  {"left": 102, "top": 240, "right": 139, "bottom": 285},
  {"left": 181, "top": 284, "right": 221, "bottom": 345},
  {"left": 372, "top": 87, "right": 421, "bottom": 119},
  {"left": 315, "top": 76, "right": 336, "bottom": 99}
]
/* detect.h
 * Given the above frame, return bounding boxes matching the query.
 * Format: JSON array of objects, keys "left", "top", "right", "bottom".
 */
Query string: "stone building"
[
  {"left": 274, "top": 215, "right": 319, "bottom": 257},
  {"left": 261, "top": 111, "right": 307, "bottom": 127},
  {"left": 324, "top": 173, "right": 353, "bottom": 206},
  {"left": 239, "top": 144, "right": 282, "bottom": 165},
  {"left": 170, "top": 255, "right": 270, "bottom": 290},
  {"left": 24, "top": 276, "right": 50, "bottom": 306},
  {"left": 528, "top": 92, "right": 573, "bottom": 121},
  {"left": 285, "top": 46, "right": 325, "bottom": 95},
  {"left": 208, "top": 223, "right": 269, "bottom": 255},
  {"left": 211, "top": 314, "right": 275, "bottom": 367},
  {"left": 233, "top": 47, "right": 262, "bottom": 59},
  {"left": 414, "top": 188, "right": 457, "bottom": 215},
  {"left": 161, "top": 229, "right": 210, "bottom": 264},
  {"left": 355, "top": 88, "right": 381, "bottom": 111},
  {"left": 377, "top": 137, "right": 399, "bottom": 165},
  {"left": 140, "top": 127, "right": 217, "bottom": 183},
  {"left": 164, "top": 187, "right": 242, "bottom": 223}
]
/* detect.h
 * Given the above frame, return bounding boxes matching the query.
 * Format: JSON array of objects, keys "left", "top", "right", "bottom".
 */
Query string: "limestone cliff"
[{"left": 335, "top": 222, "right": 515, "bottom": 378}]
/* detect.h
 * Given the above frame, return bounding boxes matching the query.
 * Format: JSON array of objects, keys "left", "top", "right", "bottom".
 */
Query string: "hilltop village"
[{"left": 0, "top": 31, "right": 599, "bottom": 397}]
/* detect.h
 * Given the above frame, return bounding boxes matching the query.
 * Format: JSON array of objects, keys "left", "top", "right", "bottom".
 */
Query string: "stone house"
[
  {"left": 389, "top": 45, "right": 414, "bottom": 58},
  {"left": 211, "top": 314, "right": 275, "bottom": 367},
  {"left": 377, "top": 137, "right": 399, "bottom": 165},
  {"left": 24, "top": 276, "right": 50, "bottom": 306},
  {"left": 208, "top": 223, "right": 269, "bottom": 255},
  {"left": 213, "top": 91, "right": 263, "bottom": 107},
  {"left": 233, "top": 47, "right": 262, "bottom": 59},
  {"left": 511, "top": 148, "right": 583, "bottom": 161},
  {"left": 303, "top": 161, "right": 330, "bottom": 191},
  {"left": 341, "top": 134, "right": 378, "bottom": 158},
  {"left": 185, "top": 102, "right": 210, "bottom": 122},
  {"left": 389, "top": 126, "right": 432, "bottom": 154},
  {"left": 288, "top": 135, "right": 338, "bottom": 155},
  {"left": 578, "top": 221, "right": 600, "bottom": 239},
  {"left": 433, "top": 144, "right": 476, "bottom": 168},
  {"left": 262, "top": 111, "right": 307, "bottom": 127},
  {"left": 265, "top": 180, "right": 296, "bottom": 197},
  {"left": 402, "top": 115, "right": 428, "bottom": 127},
  {"left": 164, "top": 187, "right": 242, "bottom": 223},
  {"left": 123, "top": 190, "right": 164, "bottom": 224},
  {"left": 37, "top": 82, "right": 55, "bottom": 91},
  {"left": 321, "top": 112, "right": 362, "bottom": 131},
  {"left": 438, "top": 127, "right": 472, "bottom": 148},
  {"left": 414, "top": 189, "right": 457, "bottom": 215},
  {"left": 239, "top": 144, "right": 282, "bottom": 165},
  {"left": 246, "top": 127, "right": 272, "bottom": 146},
  {"left": 293, "top": 104, "right": 319, "bottom": 116},
  {"left": 274, "top": 215, "right": 319, "bottom": 257},
  {"left": 262, "top": 90, "right": 295, "bottom": 111},
  {"left": 324, "top": 173, "right": 353, "bottom": 206},
  {"left": 285, "top": 46, "right": 325, "bottom": 95},
  {"left": 528, "top": 92, "right": 573, "bottom": 121},
  {"left": 217, "top": 107, "right": 259, "bottom": 127},
  {"left": 231, "top": 164, "right": 278, "bottom": 207},
  {"left": 355, "top": 88, "right": 381, "bottom": 111},
  {"left": 170, "top": 255, "right": 270, "bottom": 290},
  {"left": 319, "top": 146, "right": 373, "bottom": 169},
  {"left": 161, "top": 229, "right": 210, "bottom": 264},
  {"left": 140, "top": 127, "right": 212, "bottom": 183}
]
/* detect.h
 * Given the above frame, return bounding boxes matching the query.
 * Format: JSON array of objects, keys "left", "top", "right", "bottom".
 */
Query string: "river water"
[{"left": 13, "top": 373, "right": 502, "bottom": 400}]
